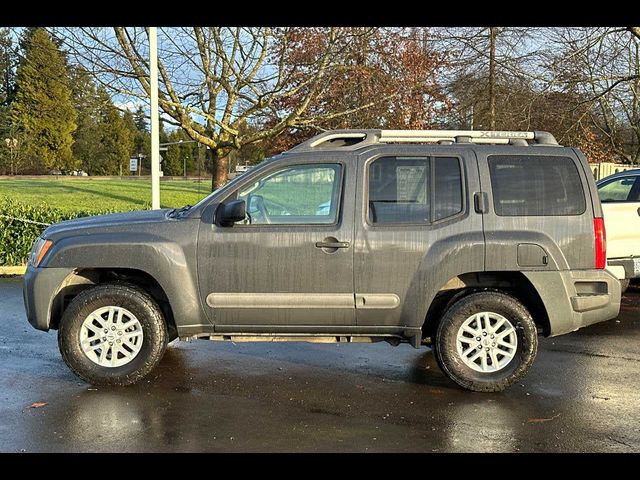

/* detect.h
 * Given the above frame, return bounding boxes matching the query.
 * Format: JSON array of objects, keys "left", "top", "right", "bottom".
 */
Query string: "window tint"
[
  {"left": 369, "top": 157, "right": 430, "bottom": 224},
  {"left": 434, "top": 157, "right": 463, "bottom": 220},
  {"left": 488, "top": 155, "right": 586, "bottom": 216},
  {"left": 368, "top": 156, "right": 463, "bottom": 224},
  {"left": 598, "top": 176, "right": 639, "bottom": 202},
  {"left": 237, "top": 164, "right": 341, "bottom": 225}
]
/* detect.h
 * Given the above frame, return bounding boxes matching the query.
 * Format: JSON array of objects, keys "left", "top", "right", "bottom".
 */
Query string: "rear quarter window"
[{"left": 488, "top": 155, "right": 586, "bottom": 216}]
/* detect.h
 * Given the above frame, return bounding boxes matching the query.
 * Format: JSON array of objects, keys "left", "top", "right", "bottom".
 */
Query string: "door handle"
[
  {"left": 315, "top": 240, "right": 350, "bottom": 249},
  {"left": 474, "top": 192, "right": 489, "bottom": 214},
  {"left": 315, "top": 236, "right": 350, "bottom": 252}
]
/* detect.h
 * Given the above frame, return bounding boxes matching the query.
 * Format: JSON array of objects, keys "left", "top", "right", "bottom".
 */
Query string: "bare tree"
[
  {"left": 488, "top": 27, "right": 497, "bottom": 130},
  {"left": 547, "top": 27, "right": 640, "bottom": 163},
  {"left": 261, "top": 28, "right": 450, "bottom": 154},
  {"left": 55, "top": 27, "right": 412, "bottom": 189},
  {"left": 433, "top": 27, "right": 544, "bottom": 130}
]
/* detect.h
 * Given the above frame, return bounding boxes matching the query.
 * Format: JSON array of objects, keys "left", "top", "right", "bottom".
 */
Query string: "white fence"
[{"left": 590, "top": 162, "right": 638, "bottom": 181}]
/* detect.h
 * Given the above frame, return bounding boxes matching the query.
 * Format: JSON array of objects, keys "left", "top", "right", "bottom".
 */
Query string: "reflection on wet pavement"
[{"left": 1, "top": 278, "right": 639, "bottom": 452}]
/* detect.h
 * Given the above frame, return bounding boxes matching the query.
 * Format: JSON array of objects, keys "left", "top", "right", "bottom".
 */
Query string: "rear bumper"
[
  {"left": 524, "top": 269, "right": 621, "bottom": 337},
  {"left": 23, "top": 266, "right": 74, "bottom": 331},
  {"left": 607, "top": 257, "right": 640, "bottom": 280}
]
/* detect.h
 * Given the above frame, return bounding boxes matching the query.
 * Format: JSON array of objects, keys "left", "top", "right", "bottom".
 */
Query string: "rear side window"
[
  {"left": 368, "top": 156, "right": 463, "bottom": 224},
  {"left": 488, "top": 155, "right": 586, "bottom": 216},
  {"left": 369, "top": 157, "right": 430, "bottom": 224}
]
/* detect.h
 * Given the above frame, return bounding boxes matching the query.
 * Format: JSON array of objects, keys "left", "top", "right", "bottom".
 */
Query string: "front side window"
[
  {"left": 237, "top": 164, "right": 342, "bottom": 225},
  {"left": 598, "top": 176, "right": 640, "bottom": 202},
  {"left": 488, "top": 155, "right": 586, "bottom": 216}
]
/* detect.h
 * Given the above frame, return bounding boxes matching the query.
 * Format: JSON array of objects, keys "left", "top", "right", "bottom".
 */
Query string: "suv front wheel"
[
  {"left": 58, "top": 282, "right": 168, "bottom": 386},
  {"left": 435, "top": 291, "right": 538, "bottom": 393}
]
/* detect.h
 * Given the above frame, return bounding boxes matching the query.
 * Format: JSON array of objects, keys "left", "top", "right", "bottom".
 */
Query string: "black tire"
[
  {"left": 434, "top": 291, "right": 538, "bottom": 393},
  {"left": 58, "top": 282, "right": 168, "bottom": 386},
  {"left": 620, "top": 279, "right": 630, "bottom": 295}
]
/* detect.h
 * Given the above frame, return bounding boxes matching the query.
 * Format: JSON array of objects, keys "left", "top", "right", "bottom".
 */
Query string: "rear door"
[
  {"left": 353, "top": 146, "right": 484, "bottom": 328},
  {"left": 477, "top": 148, "right": 595, "bottom": 271},
  {"left": 598, "top": 174, "right": 640, "bottom": 259}
]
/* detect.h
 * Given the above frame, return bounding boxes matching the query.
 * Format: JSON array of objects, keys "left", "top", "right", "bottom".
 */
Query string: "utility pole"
[{"left": 149, "top": 27, "right": 160, "bottom": 210}]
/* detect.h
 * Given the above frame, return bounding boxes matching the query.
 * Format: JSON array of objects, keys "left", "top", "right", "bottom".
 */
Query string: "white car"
[{"left": 597, "top": 169, "right": 640, "bottom": 292}]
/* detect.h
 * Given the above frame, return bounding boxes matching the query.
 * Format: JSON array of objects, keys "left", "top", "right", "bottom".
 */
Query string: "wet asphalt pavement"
[{"left": 1, "top": 277, "right": 639, "bottom": 452}]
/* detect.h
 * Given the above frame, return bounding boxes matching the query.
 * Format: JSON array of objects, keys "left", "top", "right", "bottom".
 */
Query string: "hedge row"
[{"left": 0, "top": 200, "right": 112, "bottom": 266}]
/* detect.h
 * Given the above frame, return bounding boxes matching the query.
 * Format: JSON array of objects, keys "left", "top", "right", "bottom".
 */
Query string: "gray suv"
[{"left": 23, "top": 129, "right": 621, "bottom": 392}]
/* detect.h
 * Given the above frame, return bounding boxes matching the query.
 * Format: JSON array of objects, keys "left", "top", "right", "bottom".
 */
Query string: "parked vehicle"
[
  {"left": 597, "top": 169, "right": 640, "bottom": 293},
  {"left": 23, "top": 129, "right": 621, "bottom": 392}
]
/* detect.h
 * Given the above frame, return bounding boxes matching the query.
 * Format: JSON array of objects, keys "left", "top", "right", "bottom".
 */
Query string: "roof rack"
[{"left": 287, "top": 129, "right": 559, "bottom": 153}]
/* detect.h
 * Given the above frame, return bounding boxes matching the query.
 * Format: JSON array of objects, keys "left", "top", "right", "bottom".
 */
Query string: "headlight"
[{"left": 29, "top": 237, "right": 54, "bottom": 267}]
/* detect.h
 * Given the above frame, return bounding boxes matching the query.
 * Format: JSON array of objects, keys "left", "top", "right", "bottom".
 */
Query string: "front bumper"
[
  {"left": 23, "top": 266, "right": 74, "bottom": 331},
  {"left": 524, "top": 269, "right": 621, "bottom": 337}
]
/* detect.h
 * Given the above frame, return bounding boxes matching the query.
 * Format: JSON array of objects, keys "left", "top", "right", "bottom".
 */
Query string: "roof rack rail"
[{"left": 287, "top": 129, "right": 559, "bottom": 153}]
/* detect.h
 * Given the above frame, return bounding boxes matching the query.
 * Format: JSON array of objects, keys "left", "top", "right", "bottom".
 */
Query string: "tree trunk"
[
  {"left": 488, "top": 27, "right": 497, "bottom": 131},
  {"left": 211, "top": 148, "right": 229, "bottom": 191}
]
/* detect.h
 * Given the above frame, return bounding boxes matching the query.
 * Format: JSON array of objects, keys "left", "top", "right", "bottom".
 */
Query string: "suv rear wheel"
[
  {"left": 435, "top": 291, "right": 538, "bottom": 392},
  {"left": 58, "top": 282, "right": 168, "bottom": 386}
]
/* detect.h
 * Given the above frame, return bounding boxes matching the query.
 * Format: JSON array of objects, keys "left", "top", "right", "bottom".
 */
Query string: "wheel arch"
[
  {"left": 50, "top": 268, "right": 178, "bottom": 340},
  {"left": 422, "top": 271, "right": 551, "bottom": 340}
]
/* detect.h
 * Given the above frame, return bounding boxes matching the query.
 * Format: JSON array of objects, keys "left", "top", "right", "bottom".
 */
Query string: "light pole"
[
  {"left": 149, "top": 27, "right": 160, "bottom": 210},
  {"left": 4, "top": 138, "right": 18, "bottom": 175}
]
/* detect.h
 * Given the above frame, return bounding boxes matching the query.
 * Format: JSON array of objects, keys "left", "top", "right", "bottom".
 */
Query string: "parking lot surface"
[{"left": 1, "top": 277, "right": 638, "bottom": 452}]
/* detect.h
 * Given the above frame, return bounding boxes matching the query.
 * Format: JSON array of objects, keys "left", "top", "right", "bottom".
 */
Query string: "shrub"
[{"left": 0, "top": 200, "right": 113, "bottom": 266}]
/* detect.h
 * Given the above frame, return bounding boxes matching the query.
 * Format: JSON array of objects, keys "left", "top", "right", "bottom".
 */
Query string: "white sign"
[{"left": 129, "top": 158, "right": 138, "bottom": 172}]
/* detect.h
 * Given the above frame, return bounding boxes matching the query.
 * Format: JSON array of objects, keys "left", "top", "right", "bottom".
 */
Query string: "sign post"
[{"left": 129, "top": 158, "right": 138, "bottom": 172}]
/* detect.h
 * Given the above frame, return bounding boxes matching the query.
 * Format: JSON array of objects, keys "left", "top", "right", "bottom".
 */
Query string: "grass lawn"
[{"left": 0, "top": 178, "right": 212, "bottom": 212}]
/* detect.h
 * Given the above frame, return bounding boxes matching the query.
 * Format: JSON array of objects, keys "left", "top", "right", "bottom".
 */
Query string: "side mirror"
[{"left": 216, "top": 199, "right": 246, "bottom": 227}]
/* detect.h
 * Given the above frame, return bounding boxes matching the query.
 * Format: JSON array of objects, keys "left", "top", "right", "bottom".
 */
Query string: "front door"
[
  {"left": 197, "top": 159, "right": 355, "bottom": 330},
  {"left": 599, "top": 174, "right": 640, "bottom": 259}
]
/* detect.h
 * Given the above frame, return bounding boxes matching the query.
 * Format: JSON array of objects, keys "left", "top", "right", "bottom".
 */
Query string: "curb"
[{"left": 0, "top": 266, "right": 26, "bottom": 275}]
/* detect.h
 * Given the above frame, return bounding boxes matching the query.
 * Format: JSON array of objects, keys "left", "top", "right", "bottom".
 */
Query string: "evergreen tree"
[
  {"left": 159, "top": 118, "right": 169, "bottom": 145},
  {"left": 131, "top": 105, "right": 150, "bottom": 172},
  {"left": 163, "top": 128, "right": 195, "bottom": 176},
  {"left": 122, "top": 109, "right": 139, "bottom": 175},
  {"left": 0, "top": 28, "right": 16, "bottom": 107},
  {"left": 11, "top": 28, "right": 77, "bottom": 172},
  {"left": 139, "top": 118, "right": 166, "bottom": 174},
  {"left": 0, "top": 28, "right": 19, "bottom": 174},
  {"left": 91, "top": 87, "right": 134, "bottom": 175},
  {"left": 133, "top": 105, "right": 147, "bottom": 132},
  {"left": 69, "top": 68, "right": 138, "bottom": 176},
  {"left": 69, "top": 64, "right": 101, "bottom": 172}
]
